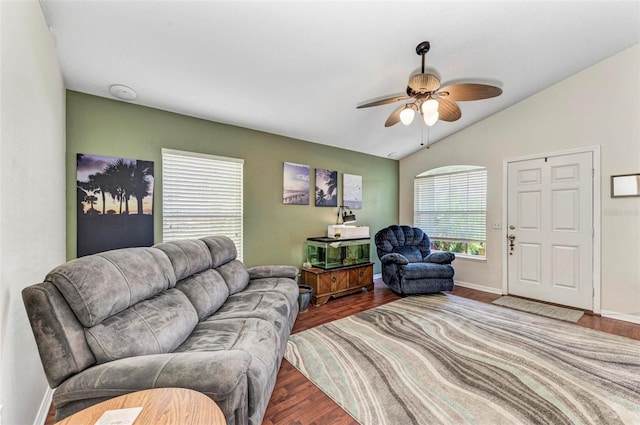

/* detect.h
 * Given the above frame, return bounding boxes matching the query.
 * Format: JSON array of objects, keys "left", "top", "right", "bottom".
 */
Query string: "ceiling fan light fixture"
[
  {"left": 421, "top": 99, "right": 439, "bottom": 114},
  {"left": 424, "top": 110, "right": 439, "bottom": 126},
  {"left": 421, "top": 98, "right": 439, "bottom": 126},
  {"left": 400, "top": 105, "right": 415, "bottom": 125}
]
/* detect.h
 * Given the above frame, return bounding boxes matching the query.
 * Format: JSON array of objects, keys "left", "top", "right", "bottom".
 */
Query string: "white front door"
[{"left": 507, "top": 151, "right": 593, "bottom": 310}]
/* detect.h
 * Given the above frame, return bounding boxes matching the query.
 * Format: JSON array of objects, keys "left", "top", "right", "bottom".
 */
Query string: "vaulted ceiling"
[{"left": 40, "top": 1, "right": 640, "bottom": 159}]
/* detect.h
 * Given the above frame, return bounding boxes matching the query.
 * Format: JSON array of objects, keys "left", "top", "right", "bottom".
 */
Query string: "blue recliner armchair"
[{"left": 375, "top": 225, "right": 455, "bottom": 295}]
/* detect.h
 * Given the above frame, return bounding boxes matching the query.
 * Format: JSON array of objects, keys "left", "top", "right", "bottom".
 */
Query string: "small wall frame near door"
[{"left": 501, "top": 146, "right": 601, "bottom": 313}]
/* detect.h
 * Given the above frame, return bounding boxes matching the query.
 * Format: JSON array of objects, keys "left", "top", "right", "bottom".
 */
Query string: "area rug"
[
  {"left": 491, "top": 295, "right": 584, "bottom": 323},
  {"left": 285, "top": 294, "right": 640, "bottom": 425}
]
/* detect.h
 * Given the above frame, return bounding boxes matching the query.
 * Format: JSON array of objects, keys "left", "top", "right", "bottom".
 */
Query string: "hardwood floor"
[{"left": 45, "top": 279, "right": 640, "bottom": 425}]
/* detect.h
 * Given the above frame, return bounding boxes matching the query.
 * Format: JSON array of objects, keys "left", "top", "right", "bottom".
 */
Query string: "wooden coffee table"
[{"left": 55, "top": 387, "right": 226, "bottom": 425}]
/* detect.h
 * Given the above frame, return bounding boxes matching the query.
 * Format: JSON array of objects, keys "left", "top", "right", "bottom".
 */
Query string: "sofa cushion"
[
  {"left": 242, "top": 278, "right": 299, "bottom": 310},
  {"left": 214, "top": 292, "right": 292, "bottom": 352},
  {"left": 176, "top": 269, "right": 230, "bottom": 320},
  {"left": 154, "top": 239, "right": 212, "bottom": 281},
  {"left": 85, "top": 289, "right": 197, "bottom": 363},
  {"left": 46, "top": 248, "right": 176, "bottom": 327},
  {"left": 242, "top": 278, "right": 299, "bottom": 332},
  {"left": 176, "top": 318, "right": 282, "bottom": 425},
  {"left": 201, "top": 236, "right": 238, "bottom": 267},
  {"left": 217, "top": 260, "right": 250, "bottom": 295}
]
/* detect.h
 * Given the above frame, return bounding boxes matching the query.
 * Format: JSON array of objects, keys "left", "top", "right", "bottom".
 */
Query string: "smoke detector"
[{"left": 109, "top": 84, "right": 137, "bottom": 101}]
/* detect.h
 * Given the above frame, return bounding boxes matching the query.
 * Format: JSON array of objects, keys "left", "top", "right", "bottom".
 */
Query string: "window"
[
  {"left": 414, "top": 165, "right": 487, "bottom": 258},
  {"left": 162, "top": 149, "right": 243, "bottom": 259}
]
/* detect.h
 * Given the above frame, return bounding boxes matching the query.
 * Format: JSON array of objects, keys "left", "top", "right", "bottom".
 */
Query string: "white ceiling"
[{"left": 40, "top": 1, "right": 640, "bottom": 159}]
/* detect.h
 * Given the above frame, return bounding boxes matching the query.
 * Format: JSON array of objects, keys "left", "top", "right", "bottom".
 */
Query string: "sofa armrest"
[
  {"left": 380, "top": 253, "right": 409, "bottom": 266},
  {"left": 247, "top": 265, "right": 299, "bottom": 281},
  {"left": 424, "top": 251, "right": 455, "bottom": 264},
  {"left": 54, "top": 351, "right": 251, "bottom": 418}
]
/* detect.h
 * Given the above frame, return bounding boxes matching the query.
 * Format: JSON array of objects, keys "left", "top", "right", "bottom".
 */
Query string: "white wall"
[
  {"left": 400, "top": 45, "right": 640, "bottom": 319},
  {"left": 0, "top": 1, "right": 66, "bottom": 424}
]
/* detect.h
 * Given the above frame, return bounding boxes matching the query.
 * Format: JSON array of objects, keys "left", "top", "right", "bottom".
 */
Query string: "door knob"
[{"left": 507, "top": 234, "right": 516, "bottom": 241}]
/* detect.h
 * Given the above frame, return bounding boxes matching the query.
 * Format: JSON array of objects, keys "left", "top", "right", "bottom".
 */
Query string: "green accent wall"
[{"left": 66, "top": 91, "right": 398, "bottom": 273}]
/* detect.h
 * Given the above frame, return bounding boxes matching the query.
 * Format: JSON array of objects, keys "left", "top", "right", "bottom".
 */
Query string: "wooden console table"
[
  {"left": 301, "top": 263, "right": 373, "bottom": 306},
  {"left": 55, "top": 387, "right": 226, "bottom": 425}
]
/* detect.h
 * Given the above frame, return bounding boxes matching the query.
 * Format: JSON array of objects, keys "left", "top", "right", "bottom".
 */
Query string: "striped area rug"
[{"left": 285, "top": 294, "right": 640, "bottom": 425}]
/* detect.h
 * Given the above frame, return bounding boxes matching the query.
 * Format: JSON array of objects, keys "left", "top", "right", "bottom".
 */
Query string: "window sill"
[{"left": 454, "top": 254, "right": 487, "bottom": 262}]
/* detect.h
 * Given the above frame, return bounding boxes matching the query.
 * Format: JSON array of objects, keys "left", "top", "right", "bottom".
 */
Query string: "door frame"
[{"left": 501, "top": 146, "right": 601, "bottom": 313}]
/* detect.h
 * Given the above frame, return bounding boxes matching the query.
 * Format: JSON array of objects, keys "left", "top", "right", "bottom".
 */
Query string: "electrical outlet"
[{"left": 492, "top": 220, "right": 502, "bottom": 229}]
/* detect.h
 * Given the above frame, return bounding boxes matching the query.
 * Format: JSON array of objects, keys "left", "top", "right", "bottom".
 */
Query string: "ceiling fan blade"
[
  {"left": 438, "top": 83, "right": 502, "bottom": 101},
  {"left": 356, "top": 95, "right": 410, "bottom": 109},
  {"left": 437, "top": 98, "right": 462, "bottom": 122},
  {"left": 384, "top": 105, "right": 405, "bottom": 127}
]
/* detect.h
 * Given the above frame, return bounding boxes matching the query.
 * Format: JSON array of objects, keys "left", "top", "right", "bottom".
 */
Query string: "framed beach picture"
[
  {"left": 76, "top": 153, "right": 154, "bottom": 257},
  {"left": 283, "top": 162, "right": 310, "bottom": 205},
  {"left": 315, "top": 168, "right": 338, "bottom": 207},
  {"left": 343, "top": 173, "right": 362, "bottom": 209}
]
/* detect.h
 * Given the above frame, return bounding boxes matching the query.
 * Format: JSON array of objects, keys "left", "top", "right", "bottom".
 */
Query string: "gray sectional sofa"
[{"left": 22, "top": 236, "right": 300, "bottom": 425}]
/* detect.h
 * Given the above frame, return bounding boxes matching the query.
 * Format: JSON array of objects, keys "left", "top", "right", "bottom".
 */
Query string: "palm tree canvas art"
[
  {"left": 315, "top": 168, "right": 338, "bottom": 207},
  {"left": 76, "top": 154, "right": 154, "bottom": 257}
]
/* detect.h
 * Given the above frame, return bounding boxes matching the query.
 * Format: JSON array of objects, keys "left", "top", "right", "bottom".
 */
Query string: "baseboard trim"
[
  {"left": 373, "top": 273, "right": 382, "bottom": 280},
  {"left": 454, "top": 280, "right": 504, "bottom": 295},
  {"left": 601, "top": 310, "right": 640, "bottom": 325},
  {"left": 34, "top": 387, "right": 53, "bottom": 425}
]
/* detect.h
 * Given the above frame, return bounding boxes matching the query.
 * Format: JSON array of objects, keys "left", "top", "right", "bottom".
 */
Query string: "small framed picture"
[{"left": 611, "top": 173, "right": 640, "bottom": 198}]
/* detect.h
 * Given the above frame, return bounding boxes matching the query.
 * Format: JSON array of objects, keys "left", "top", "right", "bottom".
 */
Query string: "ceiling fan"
[{"left": 356, "top": 41, "right": 503, "bottom": 127}]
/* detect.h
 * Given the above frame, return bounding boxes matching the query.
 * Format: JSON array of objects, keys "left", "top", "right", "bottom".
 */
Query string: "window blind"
[
  {"left": 414, "top": 168, "right": 487, "bottom": 244},
  {"left": 162, "top": 149, "right": 243, "bottom": 259}
]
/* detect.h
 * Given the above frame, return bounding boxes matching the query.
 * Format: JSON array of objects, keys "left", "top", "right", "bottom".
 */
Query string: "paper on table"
[{"left": 94, "top": 407, "right": 143, "bottom": 425}]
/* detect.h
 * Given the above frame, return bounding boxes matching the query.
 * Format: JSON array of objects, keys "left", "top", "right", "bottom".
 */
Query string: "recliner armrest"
[
  {"left": 247, "top": 265, "right": 299, "bottom": 281},
  {"left": 424, "top": 252, "right": 455, "bottom": 264},
  {"left": 380, "top": 253, "right": 409, "bottom": 266}
]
